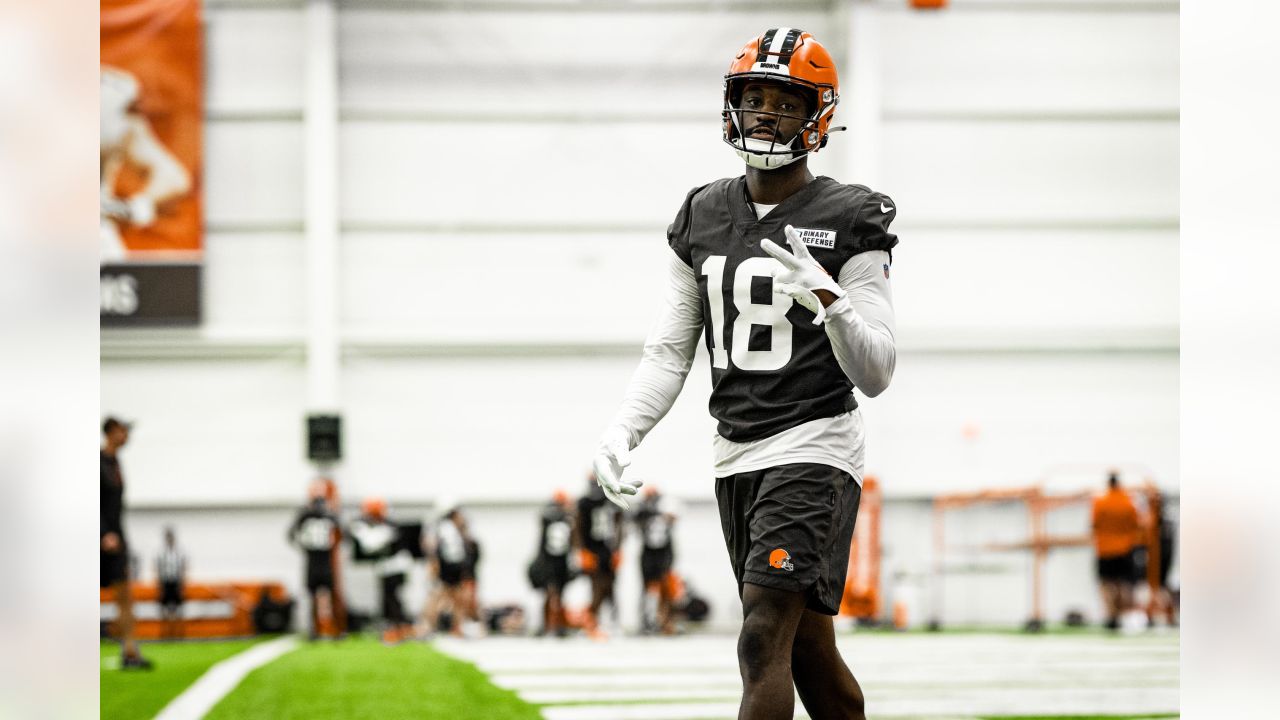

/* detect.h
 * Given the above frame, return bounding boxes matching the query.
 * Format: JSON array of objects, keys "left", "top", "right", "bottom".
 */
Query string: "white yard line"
[
  {"left": 152, "top": 636, "right": 299, "bottom": 720},
  {"left": 438, "top": 632, "right": 1179, "bottom": 719}
]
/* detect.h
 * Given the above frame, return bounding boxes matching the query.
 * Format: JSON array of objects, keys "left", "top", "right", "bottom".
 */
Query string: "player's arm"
[
  {"left": 823, "top": 248, "right": 897, "bottom": 397},
  {"left": 594, "top": 251, "right": 703, "bottom": 508},
  {"left": 287, "top": 511, "right": 302, "bottom": 546},
  {"left": 763, "top": 226, "right": 896, "bottom": 396}
]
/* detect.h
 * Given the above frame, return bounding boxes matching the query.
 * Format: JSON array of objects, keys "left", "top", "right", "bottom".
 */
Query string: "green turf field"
[
  {"left": 204, "top": 636, "right": 543, "bottom": 720},
  {"left": 100, "top": 638, "right": 263, "bottom": 720}
]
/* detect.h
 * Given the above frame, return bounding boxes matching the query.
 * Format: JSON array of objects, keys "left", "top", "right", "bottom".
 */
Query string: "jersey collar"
[{"left": 727, "top": 175, "right": 834, "bottom": 237}]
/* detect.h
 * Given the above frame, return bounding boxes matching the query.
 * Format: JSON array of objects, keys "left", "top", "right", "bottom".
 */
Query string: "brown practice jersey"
[{"left": 667, "top": 176, "right": 898, "bottom": 442}]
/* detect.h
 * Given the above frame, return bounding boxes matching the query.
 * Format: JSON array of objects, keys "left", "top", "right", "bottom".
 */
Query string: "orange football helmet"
[
  {"left": 362, "top": 496, "right": 386, "bottom": 519},
  {"left": 723, "top": 28, "right": 840, "bottom": 169}
]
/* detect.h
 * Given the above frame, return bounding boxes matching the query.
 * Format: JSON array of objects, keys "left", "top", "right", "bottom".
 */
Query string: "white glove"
[
  {"left": 592, "top": 427, "right": 643, "bottom": 510},
  {"left": 127, "top": 196, "right": 157, "bottom": 226},
  {"left": 760, "top": 224, "right": 846, "bottom": 325}
]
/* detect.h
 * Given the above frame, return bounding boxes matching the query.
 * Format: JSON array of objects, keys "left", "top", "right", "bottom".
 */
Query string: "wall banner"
[{"left": 100, "top": 0, "right": 203, "bottom": 326}]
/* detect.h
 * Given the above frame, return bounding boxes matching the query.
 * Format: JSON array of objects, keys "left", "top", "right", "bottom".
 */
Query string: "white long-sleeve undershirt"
[
  {"left": 825, "top": 250, "right": 897, "bottom": 397},
  {"left": 606, "top": 247, "right": 897, "bottom": 476}
]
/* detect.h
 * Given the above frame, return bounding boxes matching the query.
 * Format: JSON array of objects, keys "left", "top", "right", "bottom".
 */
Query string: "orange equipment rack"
[
  {"left": 100, "top": 581, "right": 289, "bottom": 640},
  {"left": 930, "top": 486, "right": 1093, "bottom": 630},
  {"left": 839, "top": 475, "right": 882, "bottom": 621}
]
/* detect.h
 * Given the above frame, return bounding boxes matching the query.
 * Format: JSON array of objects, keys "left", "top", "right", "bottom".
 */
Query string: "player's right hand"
[
  {"left": 592, "top": 427, "right": 643, "bottom": 510},
  {"left": 102, "top": 532, "right": 121, "bottom": 552}
]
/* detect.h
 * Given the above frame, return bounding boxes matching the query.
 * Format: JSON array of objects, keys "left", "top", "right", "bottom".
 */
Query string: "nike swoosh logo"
[{"left": 880, "top": 203, "right": 894, "bottom": 213}]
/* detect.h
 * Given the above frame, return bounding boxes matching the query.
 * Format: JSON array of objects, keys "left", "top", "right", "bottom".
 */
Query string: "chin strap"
[{"left": 735, "top": 137, "right": 807, "bottom": 170}]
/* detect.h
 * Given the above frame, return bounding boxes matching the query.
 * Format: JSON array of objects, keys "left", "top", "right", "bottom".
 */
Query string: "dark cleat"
[{"left": 121, "top": 654, "right": 154, "bottom": 671}]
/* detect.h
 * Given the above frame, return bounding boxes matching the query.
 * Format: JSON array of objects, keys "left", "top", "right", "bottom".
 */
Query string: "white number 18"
[{"left": 701, "top": 254, "right": 793, "bottom": 372}]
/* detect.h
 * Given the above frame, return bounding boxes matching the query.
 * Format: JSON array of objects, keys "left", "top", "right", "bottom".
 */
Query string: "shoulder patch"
[{"left": 790, "top": 226, "right": 837, "bottom": 250}]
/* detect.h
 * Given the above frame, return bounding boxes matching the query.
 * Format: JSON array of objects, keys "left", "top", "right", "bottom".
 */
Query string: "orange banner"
[{"left": 100, "top": 0, "right": 203, "bottom": 261}]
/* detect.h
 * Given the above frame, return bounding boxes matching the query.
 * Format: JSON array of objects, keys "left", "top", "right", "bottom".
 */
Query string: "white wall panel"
[
  {"left": 339, "top": 228, "right": 1175, "bottom": 344},
  {"left": 341, "top": 120, "right": 835, "bottom": 227},
  {"left": 101, "top": 359, "right": 310, "bottom": 505},
  {"left": 205, "top": 8, "right": 305, "bottom": 115},
  {"left": 892, "top": 229, "right": 1178, "bottom": 335},
  {"left": 864, "top": 353, "right": 1179, "bottom": 495},
  {"left": 205, "top": 121, "right": 304, "bottom": 226},
  {"left": 203, "top": 233, "right": 307, "bottom": 332},
  {"left": 880, "top": 11, "right": 1178, "bottom": 115},
  {"left": 342, "top": 119, "right": 1174, "bottom": 228},
  {"left": 883, "top": 120, "right": 1177, "bottom": 223},
  {"left": 338, "top": 9, "right": 831, "bottom": 116},
  {"left": 340, "top": 232, "right": 667, "bottom": 342},
  {"left": 339, "top": 352, "right": 719, "bottom": 504}
]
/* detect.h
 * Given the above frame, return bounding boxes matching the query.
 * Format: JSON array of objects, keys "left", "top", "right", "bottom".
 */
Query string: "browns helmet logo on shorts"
[{"left": 768, "top": 548, "right": 795, "bottom": 572}]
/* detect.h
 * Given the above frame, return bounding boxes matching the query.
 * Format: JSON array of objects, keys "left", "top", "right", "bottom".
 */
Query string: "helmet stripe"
[
  {"left": 778, "top": 28, "right": 802, "bottom": 63},
  {"left": 755, "top": 27, "right": 802, "bottom": 68},
  {"left": 767, "top": 27, "right": 790, "bottom": 55},
  {"left": 756, "top": 28, "right": 778, "bottom": 64}
]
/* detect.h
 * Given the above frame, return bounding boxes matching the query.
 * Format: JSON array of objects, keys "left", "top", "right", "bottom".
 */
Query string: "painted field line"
[{"left": 152, "top": 636, "right": 299, "bottom": 720}]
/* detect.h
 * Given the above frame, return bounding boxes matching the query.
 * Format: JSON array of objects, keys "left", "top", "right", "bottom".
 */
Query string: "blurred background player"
[
  {"left": 531, "top": 489, "right": 575, "bottom": 637},
  {"left": 156, "top": 525, "right": 187, "bottom": 640},
  {"left": 423, "top": 503, "right": 469, "bottom": 637},
  {"left": 1092, "top": 472, "right": 1141, "bottom": 631},
  {"left": 577, "top": 475, "right": 623, "bottom": 639},
  {"left": 634, "top": 486, "right": 679, "bottom": 635},
  {"left": 288, "top": 480, "right": 341, "bottom": 640},
  {"left": 99, "top": 65, "right": 193, "bottom": 261},
  {"left": 1147, "top": 488, "right": 1179, "bottom": 627},
  {"left": 100, "top": 417, "right": 151, "bottom": 669},
  {"left": 458, "top": 511, "right": 484, "bottom": 635},
  {"left": 349, "top": 497, "right": 414, "bottom": 643}
]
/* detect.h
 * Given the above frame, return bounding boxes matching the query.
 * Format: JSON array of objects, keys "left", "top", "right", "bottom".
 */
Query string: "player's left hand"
[{"left": 761, "top": 224, "right": 846, "bottom": 325}]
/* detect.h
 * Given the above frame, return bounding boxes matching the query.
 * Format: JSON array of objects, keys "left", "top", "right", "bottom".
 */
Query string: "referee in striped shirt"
[{"left": 157, "top": 526, "right": 187, "bottom": 639}]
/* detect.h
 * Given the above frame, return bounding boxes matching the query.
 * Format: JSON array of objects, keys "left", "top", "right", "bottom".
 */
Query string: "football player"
[
  {"left": 349, "top": 497, "right": 414, "bottom": 643},
  {"left": 534, "top": 489, "right": 575, "bottom": 637},
  {"left": 423, "top": 503, "right": 470, "bottom": 637},
  {"left": 592, "top": 28, "right": 896, "bottom": 720},
  {"left": 288, "top": 480, "right": 341, "bottom": 640},
  {"left": 634, "top": 486, "right": 678, "bottom": 635},
  {"left": 576, "top": 475, "right": 623, "bottom": 640},
  {"left": 100, "top": 417, "right": 152, "bottom": 670}
]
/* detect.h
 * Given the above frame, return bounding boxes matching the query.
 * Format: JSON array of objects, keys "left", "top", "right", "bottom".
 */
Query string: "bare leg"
[
  {"left": 737, "top": 583, "right": 806, "bottom": 720},
  {"left": 547, "top": 587, "right": 563, "bottom": 634},
  {"left": 588, "top": 574, "right": 606, "bottom": 617},
  {"left": 586, "top": 572, "right": 609, "bottom": 636},
  {"left": 658, "top": 576, "right": 675, "bottom": 635},
  {"left": 315, "top": 588, "right": 333, "bottom": 636},
  {"left": 1119, "top": 582, "right": 1135, "bottom": 616},
  {"left": 1099, "top": 580, "right": 1119, "bottom": 626},
  {"left": 447, "top": 587, "right": 466, "bottom": 635},
  {"left": 112, "top": 580, "right": 140, "bottom": 658},
  {"left": 792, "top": 609, "right": 865, "bottom": 720}
]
